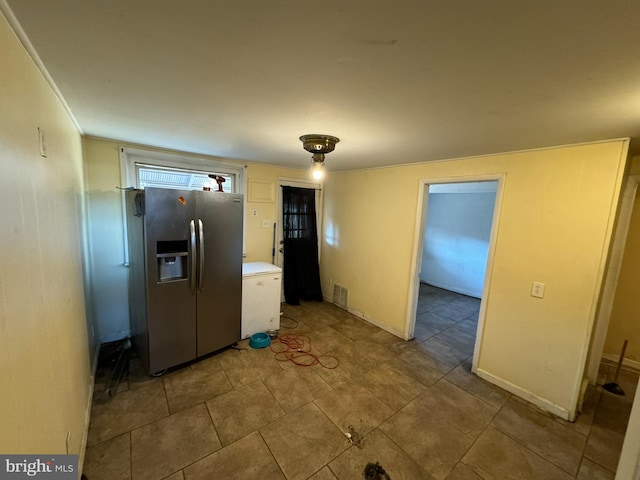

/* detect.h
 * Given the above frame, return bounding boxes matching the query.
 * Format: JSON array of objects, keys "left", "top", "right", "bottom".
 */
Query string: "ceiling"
[{"left": 4, "top": 1, "right": 640, "bottom": 171}]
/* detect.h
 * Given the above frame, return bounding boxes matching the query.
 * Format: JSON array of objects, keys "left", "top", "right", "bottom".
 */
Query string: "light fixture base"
[{"left": 299, "top": 134, "right": 340, "bottom": 155}]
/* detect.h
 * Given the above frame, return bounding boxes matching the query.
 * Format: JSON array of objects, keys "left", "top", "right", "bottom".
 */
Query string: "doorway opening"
[
  {"left": 407, "top": 176, "right": 504, "bottom": 373},
  {"left": 587, "top": 173, "right": 640, "bottom": 476}
]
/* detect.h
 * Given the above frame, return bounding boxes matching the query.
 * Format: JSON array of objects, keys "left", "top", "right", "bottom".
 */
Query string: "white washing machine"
[{"left": 241, "top": 262, "right": 282, "bottom": 338}]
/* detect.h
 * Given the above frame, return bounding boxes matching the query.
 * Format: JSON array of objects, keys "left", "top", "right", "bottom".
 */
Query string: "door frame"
[
  {"left": 587, "top": 174, "right": 640, "bottom": 381},
  {"left": 406, "top": 174, "right": 505, "bottom": 372},
  {"left": 274, "top": 178, "right": 323, "bottom": 300}
]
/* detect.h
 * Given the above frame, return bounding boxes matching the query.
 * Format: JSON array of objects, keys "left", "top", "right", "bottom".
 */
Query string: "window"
[
  {"left": 136, "top": 164, "right": 234, "bottom": 192},
  {"left": 120, "top": 146, "right": 245, "bottom": 194}
]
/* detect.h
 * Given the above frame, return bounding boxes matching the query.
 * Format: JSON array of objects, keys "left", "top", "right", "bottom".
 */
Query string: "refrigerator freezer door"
[
  {"left": 144, "top": 188, "right": 198, "bottom": 373},
  {"left": 195, "top": 192, "right": 243, "bottom": 356}
]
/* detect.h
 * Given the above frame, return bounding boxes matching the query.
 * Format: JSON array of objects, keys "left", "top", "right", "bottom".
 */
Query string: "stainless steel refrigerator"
[{"left": 125, "top": 187, "right": 243, "bottom": 374}]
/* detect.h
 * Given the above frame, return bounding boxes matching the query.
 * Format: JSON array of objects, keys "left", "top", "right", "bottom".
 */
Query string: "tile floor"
[{"left": 83, "top": 283, "right": 638, "bottom": 480}]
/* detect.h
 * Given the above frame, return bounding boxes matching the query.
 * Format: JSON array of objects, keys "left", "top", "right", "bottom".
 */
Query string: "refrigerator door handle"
[
  {"left": 198, "top": 219, "right": 205, "bottom": 293},
  {"left": 189, "top": 219, "right": 197, "bottom": 294}
]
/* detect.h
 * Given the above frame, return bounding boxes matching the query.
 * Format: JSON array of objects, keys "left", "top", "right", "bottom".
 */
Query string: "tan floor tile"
[
  {"left": 163, "top": 362, "right": 233, "bottom": 414},
  {"left": 183, "top": 431, "right": 284, "bottom": 480},
  {"left": 268, "top": 332, "right": 335, "bottom": 370},
  {"left": 366, "top": 328, "right": 406, "bottom": 347},
  {"left": 329, "top": 428, "right": 435, "bottom": 479},
  {"left": 308, "top": 466, "right": 337, "bottom": 479},
  {"left": 131, "top": 404, "right": 220, "bottom": 480},
  {"left": 593, "top": 391, "right": 633, "bottom": 435},
  {"left": 278, "top": 315, "right": 314, "bottom": 334},
  {"left": 576, "top": 458, "right": 615, "bottom": 480},
  {"left": 218, "top": 346, "right": 284, "bottom": 387},
  {"left": 379, "top": 396, "right": 474, "bottom": 479},
  {"left": 306, "top": 327, "right": 354, "bottom": 354},
  {"left": 554, "top": 385, "right": 600, "bottom": 436},
  {"left": 345, "top": 338, "right": 396, "bottom": 365},
  {"left": 584, "top": 424, "right": 625, "bottom": 473},
  {"left": 445, "top": 361, "right": 510, "bottom": 409},
  {"left": 462, "top": 426, "right": 573, "bottom": 480},
  {"left": 260, "top": 402, "right": 349, "bottom": 480},
  {"left": 387, "top": 349, "right": 450, "bottom": 387},
  {"left": 491, "top": 397, "right": 586, "bottom": 475},
  {"left": 263, "top": 366, "right": 332, "bottom": 412},
  {"left": 444, "top": 462, "right": 483, "bottom": 480},
  {"left": 163, "top": 471, "right": 184, "bottom": 480},
  {"left": 430, "top": 304, "right": 474, "bottom": 322},
  {"left": 85, "top": 297, "right": 636, "bottom": 480},
  {"left": 414, "top": 311, "right": 458, "bottom": 340},
  {"left": 314, "top": 383, "right": 394, "bottom": 437},
  {"left": 83, "top": 433, "right": 131, "bottom": 480},
  {"left": 87, "top": 380, "right": 169, "bottom": 446},
  {"left": 359, "top": 362, "right": 426, "bottom": 411},
  {"left": 449, "top": 297, "right": 480, "bottom": 315},
  {"left": 298, "top": 303, "right": 341, "bottom": 329},
  {"left": 455, "top": 317, "right": 478, "bottom": 334},
  {"left": 125, "top": 356, "right": 161, "bottom": 389},
  {"left": 417, "top": 380, "right": 498, "bottom": 438},
  {"left": 280, "top": 302, "right": 307, "bottom": 319},
  {"left": 414, "top": 327, "right": 474, "bottom": 368},
  {"left": 329, "top": 316, "right": 379, "bottom": 341},
  {"left": 206, "top": 380, "right": 285, "bottom": 446},
  {"left": 312, "top": 348, "right": 374, "bottom": 387},
  {"left": 314, "top": 303, "right": 354, "bottom": 323}
]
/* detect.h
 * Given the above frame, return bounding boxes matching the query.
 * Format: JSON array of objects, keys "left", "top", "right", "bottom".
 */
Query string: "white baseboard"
[
  {"left": 323, "top": 295, "right": 407, "bottom": 340},
  {"left": 79, "top": 344, "right": 100, "bottom": 475},
  {"left": 475, "top": 367, "right": 573, "bottom": 421},
  {"left": 601, "top": 353, "right": 640, "bottom": 372},
  {"left": 347, "top": 307, "right": 406, "bottom": 339}
]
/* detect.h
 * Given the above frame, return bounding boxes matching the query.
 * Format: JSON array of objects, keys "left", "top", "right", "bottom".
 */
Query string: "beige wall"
[
  {"left": 83, "top": 139, "right": 130, "bottom": 341},
  {"left": 0, "top": 11, "right": 91, "bottom": 454},
  {"left": 244, "top": 163, "right": 311, "bottom": 263},
  {"left": 604, "top": 186, "right": 640, "bottom": 365},
  {"left": 82, "top": 137, "right": 307, "bottom": 341},
  {"left": 321, "top": 140, "right": 628, "bottom": 417}
]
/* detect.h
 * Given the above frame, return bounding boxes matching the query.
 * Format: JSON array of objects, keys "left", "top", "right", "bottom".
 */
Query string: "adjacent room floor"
[{"left": 83, "top": 283, "right": 638, "bottom": 480}]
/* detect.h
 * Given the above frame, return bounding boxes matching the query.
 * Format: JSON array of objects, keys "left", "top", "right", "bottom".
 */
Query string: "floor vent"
[{"left": 333, "top": 284, "right": 348, "bottom": 310}]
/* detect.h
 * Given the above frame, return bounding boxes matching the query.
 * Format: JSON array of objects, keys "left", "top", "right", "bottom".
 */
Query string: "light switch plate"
[{"left": 38, "top": 127, "right": 47, "bottom": 157}]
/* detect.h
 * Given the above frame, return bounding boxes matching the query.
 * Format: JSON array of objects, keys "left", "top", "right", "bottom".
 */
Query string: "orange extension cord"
[{"left": 269, "top": 333, "right": 340, "bottom": 369}]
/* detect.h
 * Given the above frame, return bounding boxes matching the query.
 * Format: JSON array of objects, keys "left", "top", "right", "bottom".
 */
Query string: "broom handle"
[{"left": 613, "top": 339, "right": 629, "bottom": 383}]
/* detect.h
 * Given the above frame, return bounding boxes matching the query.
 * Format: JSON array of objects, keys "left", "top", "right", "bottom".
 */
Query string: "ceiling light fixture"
[{"left": 299, "top": 134, "right": 340, "bottom": 180}]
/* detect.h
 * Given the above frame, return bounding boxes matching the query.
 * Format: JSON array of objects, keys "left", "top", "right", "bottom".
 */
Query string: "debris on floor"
[
  {"left": 96, "top": 338, "right": 131, "bottom": 402},
  {"left": 364, "top": 462, "right": 391, "bottom": 480},
  {"left": 345, "top": 425, "right": 364, "bottom": 449},
  {"left": 270, "top": 333, "right": 340, "bottom": 369}
]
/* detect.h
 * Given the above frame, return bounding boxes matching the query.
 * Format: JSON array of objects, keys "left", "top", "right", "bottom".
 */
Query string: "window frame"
[{"left": 119, "top": 146, "right": 247, "bottom": 265}]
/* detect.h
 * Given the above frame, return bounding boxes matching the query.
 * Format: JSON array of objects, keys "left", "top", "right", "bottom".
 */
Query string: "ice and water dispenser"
[{"left": 156, "top": 240, "right": 189, "bottom": 282}]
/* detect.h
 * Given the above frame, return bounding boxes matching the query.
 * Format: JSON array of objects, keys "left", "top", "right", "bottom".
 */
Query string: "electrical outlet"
[
  {"left": 531, "top": 281, "right": 545, "bottom": 298},
  {"left": 262, "top": 219, "right": 271, "bottom": 228}
]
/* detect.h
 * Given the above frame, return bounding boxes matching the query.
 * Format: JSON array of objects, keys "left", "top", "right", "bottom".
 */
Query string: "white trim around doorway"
[{"left": 405, "top": 173, "right": 506, "bottom": 366}]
